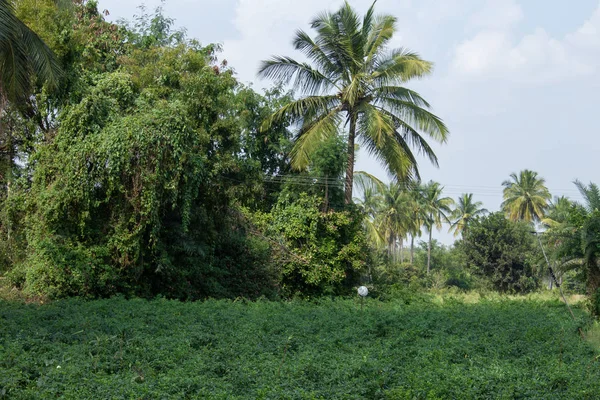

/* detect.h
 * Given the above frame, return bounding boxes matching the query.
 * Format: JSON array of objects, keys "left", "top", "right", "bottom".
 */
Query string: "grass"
[{"left": 1, "top": 294, "right": 599, "bottom": 399}]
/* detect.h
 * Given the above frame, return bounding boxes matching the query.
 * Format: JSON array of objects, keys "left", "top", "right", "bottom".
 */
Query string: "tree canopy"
[{"left": 502, "top": 170, "right": 551, "bottom": 223}]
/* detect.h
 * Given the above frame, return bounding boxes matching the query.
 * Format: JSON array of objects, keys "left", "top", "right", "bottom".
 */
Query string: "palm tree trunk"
[
  {"left": 427, "top": 228, "right": 432, "bottom": 274},
  {"left": 344, "top": 113, "right": 357, "bottom": 204},
  {"left": 324, "top": 173, "right": 329, "bottom": 212},
  {"left": 399, "top": 238, "right": 404, "bottom": 263},
  {"left": 410, "top": 235, "right": 415, "bottom": 264}
]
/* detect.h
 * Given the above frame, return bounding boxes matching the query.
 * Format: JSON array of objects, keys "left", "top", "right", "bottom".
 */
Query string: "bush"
[
  {"left": 460, "top": 213, "right": 541, "bottom": 293},
  {"left": 252, "top": 194, "right": 368, "bottom": 297}
]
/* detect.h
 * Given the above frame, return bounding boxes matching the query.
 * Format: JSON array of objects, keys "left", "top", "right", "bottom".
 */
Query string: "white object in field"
[{"left": 357, "top": 286, "right": 368, "bottom": 297}]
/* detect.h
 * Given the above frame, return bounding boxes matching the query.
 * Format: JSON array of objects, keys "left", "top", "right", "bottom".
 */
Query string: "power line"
[{"left": 220, "top": 173, "right": 588, "bottom": 203}]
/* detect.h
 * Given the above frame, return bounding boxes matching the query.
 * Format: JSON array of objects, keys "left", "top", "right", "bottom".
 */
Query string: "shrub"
[{"left": 460, "top": 213, "right": 541, "bottom": 293}]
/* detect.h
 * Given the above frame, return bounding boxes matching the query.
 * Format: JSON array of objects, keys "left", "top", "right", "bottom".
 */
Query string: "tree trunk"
[
  {"left": 588, "top": 266, "right": 600, "bottom": 315},
  {"left": 410, "top": 235, "right": 415, "bottom": 264},
  {"left": 427, "top": 228, "right": 432, "bottom": 274},
  {"left": 323, "top": 173, "right": 329, "bottom": 212},
  {"left": 399, "top": 238, "right": 404, "bottom": 263},
  {"left": 344, "top": 113, "right": 357, "bottom": 204}
]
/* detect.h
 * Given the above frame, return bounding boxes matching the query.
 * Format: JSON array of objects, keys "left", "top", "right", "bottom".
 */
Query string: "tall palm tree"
[
  {"left": 406, "top": 185, "right": 424, "bottom": 264},
  {"left": 546, "top": 181, "right": 600, "bottom": 309},
  {"left": 574, "top": 180, "right": 600, "bottom": 213},
  {"left": 420, "top": 181, "right": 453, "bottom": 273},
  {"left": 258, "top": 1, "right": 448, "bottom": 204},
  {"left": 449, "top": 193, "right": 487, "bottom": 237},
  {"left": 377, "top": 182, "right": 413, "bottom": 263},
  {"left": 542, "top": 196, "right": 573, "bottom": 229},
  {"left": 574, "top": 181, "right": 600, "bottom": 304},
  {"left": 353, "top": 171, "right": 384, "bottom": 246},
  {"left": 501, "top": 170, "right": 551, "bottom": 223},
  {"left": 540, "top": 196, "right": 574, "bottom": 289},
  {"left": 1, "top": 0, "right": 62, "bottom": 193},
  {"left": 0, "top": 0, "right": 61, "bottom": 103}
]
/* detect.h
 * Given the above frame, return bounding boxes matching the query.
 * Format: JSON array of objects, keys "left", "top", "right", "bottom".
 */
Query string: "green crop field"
[{"left": 1, "top": 295, "right": 599, "bottom": 399}]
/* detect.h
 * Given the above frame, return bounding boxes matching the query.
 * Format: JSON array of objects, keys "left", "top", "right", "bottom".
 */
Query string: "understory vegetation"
[{"left": 1, "top": 295, "right": 599, "bottom": 399}]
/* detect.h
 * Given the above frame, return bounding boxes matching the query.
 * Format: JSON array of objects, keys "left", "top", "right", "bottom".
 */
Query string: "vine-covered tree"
[{"left": 1, "top": 3, "right": 291, "bottom": 300}]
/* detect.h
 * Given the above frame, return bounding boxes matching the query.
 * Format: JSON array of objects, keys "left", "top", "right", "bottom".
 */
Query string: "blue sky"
[{"left": 99, "top": 0, "right": 600, "bottom": 244}]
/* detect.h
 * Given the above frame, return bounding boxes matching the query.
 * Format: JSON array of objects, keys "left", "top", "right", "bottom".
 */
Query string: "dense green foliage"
[
  {"left": 461, "top": 213, "right": 541, "bottom": 293},
  {"left": 0, "top": 0, "right": 598, "bottom": 312},
  {"left": 0, "top": 1, "right": 369, "bottom": 300},
  {"left": 4, "top": 28, "right": 279, "bottom": 299},
  {"left": 3, "top": 2, "right": 600, "bottom": 398},
  {"left": 0, "top": 296, "right": 597, "bottom": 399},
  {"left": 544, "top": 181, "right": 600, "bottom": 314},
  {"left": 252, "top": 194, "right": 367, "bottom": 297}
]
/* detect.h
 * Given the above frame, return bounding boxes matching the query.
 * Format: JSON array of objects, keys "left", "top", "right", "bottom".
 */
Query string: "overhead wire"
[{"left": 252, "top": 173, "right": 587, "bottom": 200}]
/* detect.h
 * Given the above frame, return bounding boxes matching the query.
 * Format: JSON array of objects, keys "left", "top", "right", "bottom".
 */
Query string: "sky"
[{"left": 98, "top": 0, "right": 600, "bottom": 244}]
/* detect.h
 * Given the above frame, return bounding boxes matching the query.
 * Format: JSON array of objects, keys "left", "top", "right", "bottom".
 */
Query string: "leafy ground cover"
[{"left": 1, "top": 294, "right": 599, "bottom": 399}]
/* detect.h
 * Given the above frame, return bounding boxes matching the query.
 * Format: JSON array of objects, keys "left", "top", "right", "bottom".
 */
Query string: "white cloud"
[
  {"left": 451, "top": 1, "right": 600, "bottom": 84},
  {"left": 222, "top": 0, "right": 343, "bottom": 85},
  {"left": 222, "top": 0, "right": 447, "bottom": 86},
  {"left": 468, "top": 0, "right": 523, "bottom": 30}
]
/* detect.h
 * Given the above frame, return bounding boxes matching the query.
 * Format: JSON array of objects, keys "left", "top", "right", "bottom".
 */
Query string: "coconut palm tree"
[
  {"left": 0, "top": 0, "right": 61, "bottom": 103},
  {"left": 501, "top": 170, "right": 551, "bottom": 223},
  {"left": 575, "top": 182, "right": 600, "bottom": 306},
  {"left": 353, "top": 171, "right": 384, "bottom": 246},
  {"left": 542, "top": 196, "right": 573, "bottom": 229},
  {"left": 420, "top": 181, "right": 453, "bottom": 273},
  {"left": 449, "top": 193, "right": 487, "bottom": 238},
  {"left": 1, "top": 0, "right": 62, "bottom": 193},
  {"left": 545, "top": 181, "right": 600, "bottom": 311},
  {"left": 258, "top": 1, "right": 448, "bottom": 204},
  {"left": 377, "top": 182, "right": 414, "bottom": 263},
  {"left": 574, "top": 180, "right": 600, "bottom": 213},
  {"left": 405, "top": 185, "right": 424, "bottom": 264}
]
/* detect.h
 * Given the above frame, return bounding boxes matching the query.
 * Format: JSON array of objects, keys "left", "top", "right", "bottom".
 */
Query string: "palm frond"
[
  {"left": 357, "top": 104, "right": 420, "bottom": 181},
  {"left": 261, "top": 95, "right": 340, "bottom": 131},
  {"left": 371, "top": 106, "right": 441, "bottom": 167},
  {"left": 336, "top": 1, "right": 362, "bottom": 66},
  {"left": 371, "top": 85, "right": 431, "bottom": 108},
  {"left": 310, "top": 9, "right": 353, "bottom": 83},
  {"left": 361, "top": 1, "right": 377, "bottom": 47},
  {"left": 0, "top": 0, "right": 61, "bottom": 101},
  {"left": 292, "top": 29, "right": 339, "bottom": 81},
  {"left": 574, "top": 180, "right": 600, "bottom": 212},
  {"left": 289, "top": 107, "right": 343, "bottom": 170},
  {"left": 372, "top": 48, "right": 433, "bottom": 85},
  {"left": 376, "top": 96, "right": 448, "bottom": 143},
  {"left": 354, "top": 170, "right": 386, "bottom": 194},
  {"left": 364, "top": 14, "right": 396, "bottom": 64},
  {"left": 258, "top": 56, "right": 335, "bottom": 95}
]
